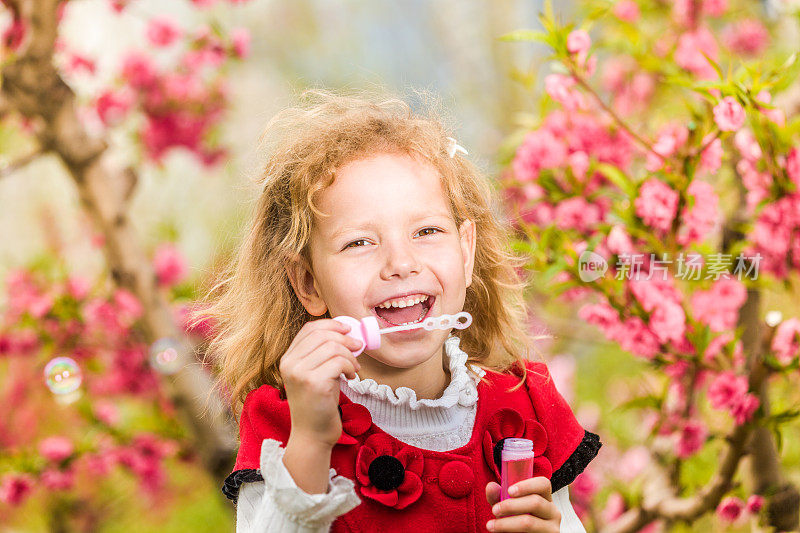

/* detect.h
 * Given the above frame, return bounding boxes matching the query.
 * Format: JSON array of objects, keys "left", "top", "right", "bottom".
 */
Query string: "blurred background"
[{"left": 2, "top": 0, "right": 799, "bottom": 531}]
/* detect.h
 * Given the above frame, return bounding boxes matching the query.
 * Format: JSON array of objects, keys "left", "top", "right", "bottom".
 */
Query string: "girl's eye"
[
  {"left": 343, "top": 228, "right": 441, "bottom": 250},
  {"left": 344, "top": 239, "right": 369, "bottom": 250}
]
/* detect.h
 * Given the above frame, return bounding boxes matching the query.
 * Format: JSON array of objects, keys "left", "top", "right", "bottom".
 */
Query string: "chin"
[{"left": 364, "top": 332, "right": 448, "bottom": 368}]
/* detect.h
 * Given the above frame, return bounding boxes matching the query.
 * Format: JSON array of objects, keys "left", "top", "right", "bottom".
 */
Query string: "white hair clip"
[{"left": 446, "top": 137, "right": 469, "bottom": 158}]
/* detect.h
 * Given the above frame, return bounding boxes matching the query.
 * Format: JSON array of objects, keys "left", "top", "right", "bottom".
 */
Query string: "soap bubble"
[
  {"left": 44, "top": 357, "right": 83, "bottom": 397},
  {"left": 149, "top": 337, "right": 183, "bottom": 375}
]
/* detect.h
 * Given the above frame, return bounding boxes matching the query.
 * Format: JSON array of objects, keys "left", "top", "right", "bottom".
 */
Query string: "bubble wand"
[{"left": 333, "top": 312, "right": 473, "bottom": 356}]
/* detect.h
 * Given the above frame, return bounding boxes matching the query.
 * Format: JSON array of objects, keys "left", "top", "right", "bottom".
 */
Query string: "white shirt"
[{"left": 235, "top": 336, "right": 587, "bottom": 532}]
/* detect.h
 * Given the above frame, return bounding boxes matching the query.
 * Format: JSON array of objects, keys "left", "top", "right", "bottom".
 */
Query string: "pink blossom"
[
  {"left": 678, "top": 180, "right": 720, "bottom": 245},
  {"left": 0, "top": 473, "right": 34, "bottom": 506},
  {"left": 707, "top": 371, "right": 759, "bottom": 424},
  {"left": 114, "top": 288, "right": 143, "bottom": 325},
  {"left": 602, "top": 492, "right": 626, "bottom": 523},
  {"left": 579, "top": 301, "right": 623, "bottom": 341},
  {"left": 723, "top": 19, "right": 769, "bottom": 56},
  {"left": 545, "top": 73, "right": 586, "bottom": 111},
  {"left": 717, "top": 496, "right": 745, "bottom": 522},
  {"left": 39, "top": 436, "right": 74, "bottom": 463},
  {"left": 41, "top": 468, "right": 75, "bottom": 491},
  {"left": 629, "top": 275, "right": 682, "bottom": 312},
  {"left": 121, "top": 52, "right": 158, "bottom": 89},
  {"left": 751, "top": 197, "right": 796, "bottom": 277},
  {"left": 737, "top": 159, "right": 771, "bottom": 213},
  {"left": 619, "top": 447, "right": 651, "bottom": 482},
  {"left": 2, "top": 17, "right": 27, "bottom": 51},
  {"left": 29, "top": 293, "right": 54, "bottom": 318},
  {"left": 568, "top": 151, "right": 590, "bottom": 180},
  {"left": 734, "top": 129, "right": 762, "bottom": 161},
  {"left": 646, "top": 124, "right": 688, "bottom": 171},
  {"left": 567, "top": 29, "right": 591, "bottom": 56},
  {"left": 175, "top": 303, "right": 216, "bottom": 339},
  {"left": 618, "top": 316, "right": 662, "bottom": 359},
  {"left": 146, "top": 16, "right": 181, "bottom": 47},
  {"left": 713, "top": 96, "right": 746, "bottom": 132},
  {"left": 690, "top": 277, "right": 746, "bottom": 332},
  {"left": 698, "top": 136, "right": 722, "bottom": 176},
  {"left": 571, "top": 470, "right": 598, "bottom": 504},
  {"left": 634, "top": 178, "right": 679, "bottom": 233},
  {"left": 66, "top": 53, "right": 96, "bottom": 75},
  {"left": 513, "top": 129, "right": 568, "bottom": 182},
  {"left": 650, "top": 301, "right": 686, "bottom": 344},
  {"left": 95, "top": 89, "right": 134, "bottom": 126},
  {"left": 675, "top": 28, "right": 719, "bottom": 79},
  {"left": 606, "top": 225, "right": 635, "bottom": 255},
  {"left": 153, "top": 243, "right": 189, "bottom": 287},
  {"left": 771, "top": 318, "right": 800, "bottom": 364},
  {"left": 675, "top": 419, "right": 708, "bottom": 458},
  {"left": 786, "top": 148, "right": 800, "bottom": 190},
  {"left": 746, "top": 495, "right": 764, "bottom": 514},
  {"left": 554, "top": 197, "right": 602, "bottom": 232},
  {"left": 704, "top": 332, "right": 734, "bottom": 363},
  {"left": 613, "top": 0, "right": 640, "bottom": 22},
  {"left": 703, "top": 0, "right": 727, "bottom": 16},
  {"left": 66, "top": 276, "right": 90, "bottom": 300},
  {"left": 708, "top": 371, "right": 748, "bottom": 410},
  {"left": 519, "top": 202, "right": 555, "bottom": 226},
  {"left": 94, "top": 400, "right": 121, "bottom": 426},
  {"left": 231, "top": 27, "right": 251, "bottom": 58},
  {"left": 730, "top": 394, "right": 759, "bottom": 424},
  {"left": 191, "top": 0, "right": 217, "bottom": 6}
]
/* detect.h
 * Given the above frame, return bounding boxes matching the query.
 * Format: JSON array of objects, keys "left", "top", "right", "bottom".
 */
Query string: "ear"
[
  {"left": 458, "top": 219, "right": 477, "bottom": 288},
  {"left": 285, "top": 255, "right": 328, "bottom": 316}
]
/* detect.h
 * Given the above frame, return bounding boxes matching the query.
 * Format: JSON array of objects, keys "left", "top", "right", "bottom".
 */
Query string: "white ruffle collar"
[{"left": 339, "top": 335, "right": 486, "bottom": 410}]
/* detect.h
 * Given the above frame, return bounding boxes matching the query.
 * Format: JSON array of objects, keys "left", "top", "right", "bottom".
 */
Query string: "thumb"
[{"left": 485, "top": 481, "right": 501, "bottom": 506}]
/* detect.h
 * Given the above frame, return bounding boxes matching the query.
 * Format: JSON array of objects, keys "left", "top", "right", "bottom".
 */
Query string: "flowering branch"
[
  {"left": 0, "top": 0, "right": 237, "bottom": 477},
  {"left": 567, "top": 65, "right": 665, "bottom": 163}
]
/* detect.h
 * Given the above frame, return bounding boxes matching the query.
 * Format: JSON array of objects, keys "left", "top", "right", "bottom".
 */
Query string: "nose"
[{"left": 379, "top": 236, "right": 421, "bottom": 280}]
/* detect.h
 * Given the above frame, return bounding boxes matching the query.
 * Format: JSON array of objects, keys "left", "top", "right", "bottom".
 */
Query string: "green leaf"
[
  {"left": 698, "top": 49, "right": 724, "bottom": 80},
  {"left": 596, "top": 162, "right": 637, "bottom": 197},
  {"left": 613, "top": 395, "right": 662, "bottom": 412},
  {"left": 499, "top": 29, "right": 548, "bottom": 43}
]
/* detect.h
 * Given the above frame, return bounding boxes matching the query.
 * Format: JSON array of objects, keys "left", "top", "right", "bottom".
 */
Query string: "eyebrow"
[{"left": 330, "top": 211, "right": 453, "bottom": 239}]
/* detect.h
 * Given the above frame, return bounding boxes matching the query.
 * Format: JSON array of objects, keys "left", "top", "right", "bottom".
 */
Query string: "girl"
[{"left": 202, "top": 88, "right": 601, "bottom": 532}]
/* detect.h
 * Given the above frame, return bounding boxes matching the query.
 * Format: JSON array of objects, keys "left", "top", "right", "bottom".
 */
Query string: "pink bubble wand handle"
[{"left": 332, "top": 312, "right": 473, "bottom": 356}]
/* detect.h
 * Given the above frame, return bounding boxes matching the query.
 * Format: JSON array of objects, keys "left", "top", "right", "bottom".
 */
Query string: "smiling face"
[{"left": 287, "top": 151, "right": 476, "bottom": 370}]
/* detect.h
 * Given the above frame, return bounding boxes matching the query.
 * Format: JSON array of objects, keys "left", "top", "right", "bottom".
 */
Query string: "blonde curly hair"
[{"left": 192, "top": 87, "right": 537, "bottom": 420}]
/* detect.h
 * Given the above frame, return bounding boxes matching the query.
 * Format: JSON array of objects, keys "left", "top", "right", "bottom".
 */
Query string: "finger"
[
  {"left": 487, "top": 514, "right": 557, "bottom": 533},
  {"left": 288, "top": 329, "right": 363, "bottom": 366},
  {"left": 298, "top": 341, "right": 361, "bottom": 374},
  {"left": 315, "top": 354, "right": 359, "bottom": 381},
  {"left": 508, "top": 476, "right": 552, "bottom": 501},
  {"left": 485, "top": 481, "right": 501, "bottom": 507},
  {"left": 491, "top": 494, "right": 558, "bottom": 520},
  {"left": 289, "top": 319, "right": 353, "bottom": 353}
]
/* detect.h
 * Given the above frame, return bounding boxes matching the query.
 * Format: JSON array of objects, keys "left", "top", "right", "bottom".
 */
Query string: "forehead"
[{"left": 314, "top": 152, "right": 453, "bottom": 231}]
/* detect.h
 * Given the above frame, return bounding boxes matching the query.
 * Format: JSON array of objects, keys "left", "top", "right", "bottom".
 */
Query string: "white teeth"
[{"left": 376, "top": 294, "right": 429, "bottom": 309}]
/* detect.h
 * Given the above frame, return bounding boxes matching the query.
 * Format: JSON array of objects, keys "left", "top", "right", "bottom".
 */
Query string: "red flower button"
[
  {"left": 438, "top": 460, "right": 473, "bottom": 498},
  {"left": 336, "top": 399, "right": 371, "bottom": 446},
  {"left": 482, "top": 408, "right": 552, "bottom": 480},
  {"left": 356, "top": 433, "right": 424, "bottom": 509}
]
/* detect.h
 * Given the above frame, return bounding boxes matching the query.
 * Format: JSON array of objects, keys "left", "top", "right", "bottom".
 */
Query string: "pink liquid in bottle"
[{"left": 500, "top": 438, "right": 535, "bottom": 501}]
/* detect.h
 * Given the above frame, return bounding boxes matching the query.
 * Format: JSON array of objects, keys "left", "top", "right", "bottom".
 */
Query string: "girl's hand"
[
  {"left": 484, "top": 478, "right": 561, "bottom": 532},
  {"left": 279, "top": 318, "right": 364, "bottom": 448}
]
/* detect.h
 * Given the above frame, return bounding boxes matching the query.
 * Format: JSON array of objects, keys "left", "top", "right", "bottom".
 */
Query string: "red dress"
[{"left": 223, "top": 360, "right": 601, "bottom": 533}]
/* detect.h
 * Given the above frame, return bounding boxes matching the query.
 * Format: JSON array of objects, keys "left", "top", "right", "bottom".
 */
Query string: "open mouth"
[{"left": 373, "top": 295, "right": 435, "bottom": 327}]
